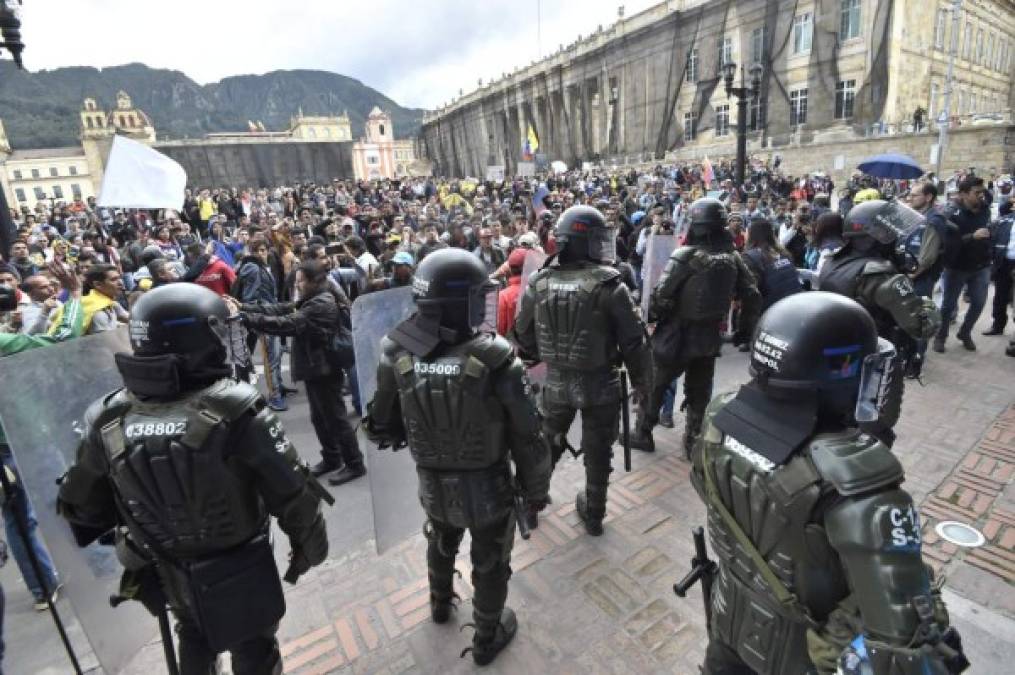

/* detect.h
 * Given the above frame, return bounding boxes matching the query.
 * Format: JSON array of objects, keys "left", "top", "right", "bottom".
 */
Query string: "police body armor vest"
[
  {"left": 530, "top": 264, "right": 620, "bottom": 372},
  {"left": 391, "top": 333, "right": 515, "bottom": 529},
  {"left": 676, "top": 248, "right": 740, "bottom": 321},
  {"left": 819, "top": 252, "right": 895, "bottom": 335},
  {"left": 98, "top": 380, "right": 267, "bottom": 560},
  {"left": 697, "top": 395, "right": 906, "bottom": 675}
]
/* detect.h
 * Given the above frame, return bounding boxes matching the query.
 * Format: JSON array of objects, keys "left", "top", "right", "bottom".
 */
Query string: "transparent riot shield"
[
  {"left": 516, "top": 250, "right": 547, "bottom": 317},
  {"left": 0, "top": 329, "right": 153, "bottom": 674},
  {"left": 640, "top": 234, "right": 677, "bottom": 317},
  {"left": 350, "top": 287, "right": 421, "bottom": 554}
]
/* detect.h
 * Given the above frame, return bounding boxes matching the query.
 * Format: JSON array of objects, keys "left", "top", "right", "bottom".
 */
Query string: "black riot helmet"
[
  {"left": 554, "top": 205, "right": 616, "bottom": 264},
  {"left": 749, "top": 291, "right": 903, "bottom": 438},
  {"left": 842, "top": 199, "right": 924, "bottom": 252},
  {"left": 119, "top": 284, "right": 233, "bottom": 397},
  {"left": 688, "top": 198, "right": 727, "bottom": 236},
  {"left": 413, "top": 248, "right": 496, "bottom": 333}
]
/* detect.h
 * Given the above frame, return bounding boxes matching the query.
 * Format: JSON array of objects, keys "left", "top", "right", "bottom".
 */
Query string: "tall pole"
[
  {"left": 736, "top": 95, "right": 748, "bottom": 188},
  {"left": 934, "top": 0, "right": 963, "bottom": 182},
  {"left": 536, "top": 0, "right": 542, "bottom": 60}
]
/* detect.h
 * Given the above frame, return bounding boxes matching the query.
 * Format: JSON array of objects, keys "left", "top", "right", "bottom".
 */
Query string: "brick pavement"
[{"left": 37, "top": 302, "right": 1011, "bottom": 674}]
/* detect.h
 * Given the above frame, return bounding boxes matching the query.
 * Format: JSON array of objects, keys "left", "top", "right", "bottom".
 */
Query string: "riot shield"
[
  {"left": 640, "top": 234, "right": 677, "bottom": 317},
  {"left": 516, "top": 250, "right": 548, "bottom": 317},
  {"left": 0, "top": 329, "right": 153, "bottom": 674},
  {"left": 351, "top": 287, "right": 422, "bottom": 554}
]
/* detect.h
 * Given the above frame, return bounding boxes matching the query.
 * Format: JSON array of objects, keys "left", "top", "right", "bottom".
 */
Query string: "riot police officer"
[
  {"left": 512, "top": 205, "right": 652, "bottom": 537},
  {"left": 365, "top": 249, "right": 550, "bottom": 665},
  {"left": 690, "top": 292, "right": 968, "bottom": 675},
  {"left": 630, "top": 198, "right": 760, "bottom": 456},
  {"left": 819, "top": 199, "right": 940, "bottom": 379},
  {"left": 58, "top": 284, "right": 331, "bottom": 675}
]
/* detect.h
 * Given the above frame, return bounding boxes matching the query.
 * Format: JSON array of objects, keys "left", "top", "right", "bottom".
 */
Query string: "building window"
[
  {"left": 930, "top": 82, "right": 939, "bottom": 119},
  {"left": 69, "top": 165, "right": 78, "bottom": 176},
  {"left": 72, "top": 183, "right": 82, "bottom": 200},
  {"left": 367, "top": 156, "right": 380, "bottom": 165},
  {"left": 957, "top": 90, "right": 965, "bottom": 114},
  {"left": 12, "top": 169, "right": 21, "bottom": 180},
  {"left": 308, "top": 127, "right": 317, "bottom": 138},
  {"left": 379, "top": 124, "right": 385, "bottom": 136},
  {"left": 835, "top": 80, "right": 856, "bottom": 119},
  {"left": 963, "top": 22, "right": 972, "bottom": 60},
  {"left": 839, "top": 0, "right": 861, "bottom": 41},
  {"left": 715, "top": 104, "right": 730, "bottom": 137},
  {"left": 119, "top": 115, "right": 127, "bottom": 127},
  {"left": 718, "top": 37, "right": 733, "bottom": 70},
  {"left": 751, "top": 26, "right": 766, "bottom": 64},
  {"left": 934, "top": 9, "right": 947, "bottom": 50},
  {"left": 977, "top": 28, "right": 984, "bottom": 64},
  {"left": 86, "top": 117, "right": 94, "bottom": 129},
  {"left": 33, "top": 187, "right": 45, "bottom": 200},
  {"left": 14, "top": 188, "right": 25, "bottom": 202},
  {"left": 749, "top": 99, "right": 765, "bottom": 131},
  {"left": 686, "top": 48, "right": 698, "bottom": 82},
  {"left": 52, "top": 185, "right": 64, "bottom": 199},
  {"left": 986, "top": 33, "right": 994, "bottom": 68},
  {"left": 996, "top": 38, "right": 1005, "bottom": 70},
  {"left": 49, "top": 167, "right": 58, "bottom": 177},
  {"left": 792, "top": 13, "right": 813, "bottom": 55},
  {"left": 323, "top": 127, "right": 331, "bottom": 138},
  {"left": 790, "top": 88, "right": 808, "bottom": 125},
  {"left": 683, "top": 111, "right": 698, "bottom": 141},
  {"left": 31, "top": 168, "right": 39, "bottom": 179}
]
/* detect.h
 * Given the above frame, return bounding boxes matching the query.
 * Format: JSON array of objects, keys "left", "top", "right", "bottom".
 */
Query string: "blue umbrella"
[{"left": 857, "top": 153, "right": 924, "bottom": 180}]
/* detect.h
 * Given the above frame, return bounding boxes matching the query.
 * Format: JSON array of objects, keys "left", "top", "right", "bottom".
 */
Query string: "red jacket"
[
  {"left": 497, "top": 275, "right": 523, "bottom": 335},
  {"left": 194, "top": 256, "right": 237, "bottom": 296}
]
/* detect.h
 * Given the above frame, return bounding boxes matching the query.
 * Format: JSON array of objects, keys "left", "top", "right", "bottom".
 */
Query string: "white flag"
[{"left": 97, "top": 135, "right": 187, "bottom": 210}]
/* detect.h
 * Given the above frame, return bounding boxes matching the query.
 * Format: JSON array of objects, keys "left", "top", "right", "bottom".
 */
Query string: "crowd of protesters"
[{"left": 0, "top": 156, "right": 1012, "bottom": 636}]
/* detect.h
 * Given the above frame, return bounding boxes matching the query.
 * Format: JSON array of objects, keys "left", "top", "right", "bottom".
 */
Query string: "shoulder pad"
[
  {"left": 700, "top": 391, "right": 736, "bottom": 445},
  {"left": 198, "top": 379, "right": 261, "bottom": 422},
  {"left": 860, "top": 260, "right": 896, "bottom": 276},
  {"left": 809, "top": 432, "right": 904, "bottom": 496},
  {"left": 380, "top": 335, "right": 403, "bottom": 359},
  {"left": 670, "top": 245, "right": 698, "bottom": 262},
  {"left": 588, "top": 265, "right": 621, "bottom": 283},
  {"left": 529, "top": 267, "right": 553, "bottom": 287},
  {"left": 468, "top": 333, "right": 515, "bottom": 371},
  {"left": 83, "top": 388, "right": 131, "bottom": 429}
]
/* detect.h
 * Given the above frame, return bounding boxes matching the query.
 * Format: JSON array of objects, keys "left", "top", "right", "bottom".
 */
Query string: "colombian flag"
[{"left": 522, "top": 124, "right": 539, "bottom": 160}]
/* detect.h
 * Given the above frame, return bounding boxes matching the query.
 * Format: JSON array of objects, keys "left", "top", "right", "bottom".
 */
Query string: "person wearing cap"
[
  {"left": 473, "top": 227, "right": 506, "bottom": 274},
  {"left": 497, "top": 248, "right": 528, "bottom": 335},
  {"left": 370, "top": 251, "right": 415, "bottom": 291}
]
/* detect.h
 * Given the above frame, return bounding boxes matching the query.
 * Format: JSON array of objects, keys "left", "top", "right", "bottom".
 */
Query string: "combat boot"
[
  {"left": 629, "top": 426, "right": 655, "bottom": 452},
  {"left": 468, "top": 607, "right": 518, "bottom": 666},
  {"left": 576, "top": 488, "right": 606, "bottom": 536},
  {"left": 430, "top": 592, "right": 457, "bottom": 624}
]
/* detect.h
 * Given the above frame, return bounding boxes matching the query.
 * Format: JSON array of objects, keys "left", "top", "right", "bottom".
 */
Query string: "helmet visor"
[
  {"left": 588, "top": 226, "right": 617, "bottom": 263},
  {"left": 468, "top": 280, "right": 500, "bottom": 331},
  {"left": 868, "top": 201, "right": 924, "bottom": 245},
  {"left": 855, "top": 338, "right": 900, "bottom": 423}
]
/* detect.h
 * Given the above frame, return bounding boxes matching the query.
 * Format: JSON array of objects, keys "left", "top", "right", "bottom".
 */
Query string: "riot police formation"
[
  {"left": 364, "top": 248, "right": 551, "bottom": 665},
  {"left": 57, "top": 285, "right": 331, "bottom": 675},
  {"left": 512, "top": 205, "right": 653, "bottom": 536},
  {"left": 687, "top": 292, "right": 968, "bottom": 675},
  {"left": 819, "top": 199, "right": 941, "bottom": 380},
  {"left": 630, "top": 198, "right": 760, "bottom": 456}
]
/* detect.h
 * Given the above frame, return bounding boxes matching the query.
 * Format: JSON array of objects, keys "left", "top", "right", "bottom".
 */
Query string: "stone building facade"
[{"left": 418, "top": 0, "right": 1014, "bottom": 178}]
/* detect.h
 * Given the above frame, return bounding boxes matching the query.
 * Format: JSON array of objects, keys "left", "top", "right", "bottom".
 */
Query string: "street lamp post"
[{"left": 722, "top": 61, "right": 763, "bottom": 189}]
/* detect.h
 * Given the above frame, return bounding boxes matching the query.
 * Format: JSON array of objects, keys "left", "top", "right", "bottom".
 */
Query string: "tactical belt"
[{"left": 701, "top": 439, "right": 821, "bottom": 630}]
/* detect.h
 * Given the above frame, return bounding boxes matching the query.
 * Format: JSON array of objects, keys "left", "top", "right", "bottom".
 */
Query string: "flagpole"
[{"left": 537, "top": 0, "right": 542, "bottom": 59}]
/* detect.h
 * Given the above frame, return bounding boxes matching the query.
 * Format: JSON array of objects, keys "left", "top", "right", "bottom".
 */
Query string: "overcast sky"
[{"left": 16, "top": 0, "right": 658, "bottom": 109}]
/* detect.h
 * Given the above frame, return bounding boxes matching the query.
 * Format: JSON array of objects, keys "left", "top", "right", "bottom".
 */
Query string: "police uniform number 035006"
[
  {"left": 414, "top": 362, "right": 461, "bottom": 376},
  {"left": 125, "top": 421, "right": 187, "bottom": 438}
]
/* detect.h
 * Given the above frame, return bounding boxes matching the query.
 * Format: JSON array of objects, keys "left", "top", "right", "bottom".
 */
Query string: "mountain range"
[{"left": 0, "top": 62, "right": 426, "bottom": 150}]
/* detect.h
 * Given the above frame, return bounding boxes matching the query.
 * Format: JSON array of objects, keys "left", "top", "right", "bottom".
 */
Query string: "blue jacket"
[{"left": 237, "top": 255, "right": 277, "bottom": 304}]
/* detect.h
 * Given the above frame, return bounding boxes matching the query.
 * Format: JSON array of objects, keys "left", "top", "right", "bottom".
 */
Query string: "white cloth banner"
[{"left": 97, "top": 135, "right": 187, "bottom": 210}]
